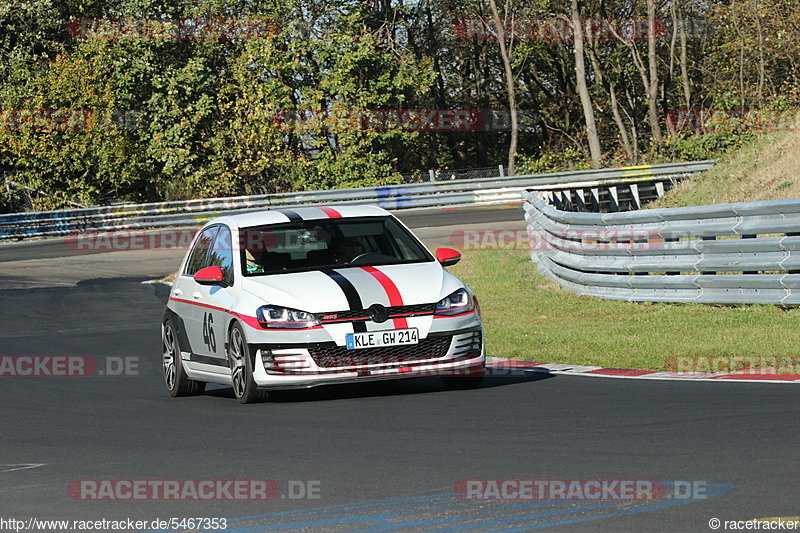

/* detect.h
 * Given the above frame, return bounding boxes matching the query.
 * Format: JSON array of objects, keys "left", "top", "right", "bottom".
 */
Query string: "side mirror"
[
  {"left": 193, "top": 265, "right": 226, "bottom": 286},
  {"left": 435, "top": 248, "right": 461, "bottom": 267}
]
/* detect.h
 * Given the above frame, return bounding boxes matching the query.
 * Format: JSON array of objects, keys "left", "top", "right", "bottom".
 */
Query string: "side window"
[
  {"left": 184, "top": 226, "right": 219, "bottom": 276},
  {"left": 207, "top": 225, "right": 234, "bottom": 284}
]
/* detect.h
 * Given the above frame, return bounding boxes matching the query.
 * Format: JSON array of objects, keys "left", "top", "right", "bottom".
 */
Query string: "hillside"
[{"left": 652, "top": 131, "right": 800, "bottom": 207}]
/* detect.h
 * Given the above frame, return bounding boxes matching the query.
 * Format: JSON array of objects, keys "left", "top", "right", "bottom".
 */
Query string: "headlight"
[
  {"left": 256, "top": 306, "right": 320, "bottom": 329},
  {"left": 434, "top": 288, "right": 475, "bottom": 316}
]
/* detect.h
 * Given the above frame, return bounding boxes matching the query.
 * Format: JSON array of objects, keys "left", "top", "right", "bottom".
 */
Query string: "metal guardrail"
[
  {"left": 528, "top": 159, "right": 716, "bottom": 212},
  {"left": 524, "top": 190, "right": 800, "bottom": 305},
  {"left": 0, "top": 160, "right": 714, "bottom": 240}
]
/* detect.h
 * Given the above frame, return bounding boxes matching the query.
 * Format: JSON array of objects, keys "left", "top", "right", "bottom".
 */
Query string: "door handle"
[
  {"left": 172, "top": 289, "right": 183, "bottom": 297},
  {"left": 192, "top": 292, "right": 202, "bottom": 300}
]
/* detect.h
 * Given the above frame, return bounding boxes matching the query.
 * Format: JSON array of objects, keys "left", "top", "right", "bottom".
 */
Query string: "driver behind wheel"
[{"left": 332, "top": 235, "right": 365, "bottom": 264}]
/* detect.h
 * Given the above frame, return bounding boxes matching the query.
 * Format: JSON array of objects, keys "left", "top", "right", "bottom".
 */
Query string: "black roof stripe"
[{"left": 277, "top": 209, "right": 303, "bottom": 222}]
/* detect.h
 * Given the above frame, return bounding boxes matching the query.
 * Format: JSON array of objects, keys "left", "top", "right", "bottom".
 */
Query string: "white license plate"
[{"left": 346, "top": 328, "right": 419, "bottom": 350}]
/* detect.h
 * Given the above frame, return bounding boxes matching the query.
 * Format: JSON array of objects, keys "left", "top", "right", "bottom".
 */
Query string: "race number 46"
[{"left": 202, "top": 312, "right": 217, "bottom": 353}]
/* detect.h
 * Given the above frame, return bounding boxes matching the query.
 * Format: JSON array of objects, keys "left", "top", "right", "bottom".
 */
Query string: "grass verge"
[{"left": 450, "top": 249, "right": 800, "bottom": 370}]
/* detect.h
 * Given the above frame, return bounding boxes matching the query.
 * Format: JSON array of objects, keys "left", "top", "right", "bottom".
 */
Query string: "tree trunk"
[
  {"left": 487, "top": 0, "right": 518, "bottom": 175},
  {"left": 571, "top": 0, "right": 602, "bottom": 167},
  {"left": 679, "top": 10, "right": 691, "bottom": 109},
  {"left": 588, "top": 45, "right": 633, "bottom": 159},
  {"left": 646, "top": 0, "right": 663, "bottom": 147}
]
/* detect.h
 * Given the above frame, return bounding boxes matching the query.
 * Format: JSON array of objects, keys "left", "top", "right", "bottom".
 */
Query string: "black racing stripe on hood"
[{"left": 321, "top": 269, "right": 367, "bottom": 333}]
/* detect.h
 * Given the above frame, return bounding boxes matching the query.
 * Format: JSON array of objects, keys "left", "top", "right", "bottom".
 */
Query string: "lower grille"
[
  {"left": 308, "top": 335, "right": 453, "bottom": 368},
  {"left": 453, "top": 330, "right": 483, "bottom": 356}
]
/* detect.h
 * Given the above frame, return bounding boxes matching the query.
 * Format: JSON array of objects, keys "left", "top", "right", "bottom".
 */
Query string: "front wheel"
[
  {"left": 163, "top": 320, "right": 206, "bottom": 397},
  {"left": 227, "top": 323, "right": 261, "bottom": 404}
]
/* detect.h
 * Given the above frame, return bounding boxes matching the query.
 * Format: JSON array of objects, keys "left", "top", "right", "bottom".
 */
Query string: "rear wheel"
[
  {"left": 227, "top": 323, "right": 261, "bottom": 404},
  {"left": 163, "top": 320, "right": 206, "bottom": 397}
]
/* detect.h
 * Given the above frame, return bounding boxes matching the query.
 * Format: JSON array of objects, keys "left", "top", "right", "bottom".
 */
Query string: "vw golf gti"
[{"left": 162, "top": 206, "right": 485, "bottom": 403}]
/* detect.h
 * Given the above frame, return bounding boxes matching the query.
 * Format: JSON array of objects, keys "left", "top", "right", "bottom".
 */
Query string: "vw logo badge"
[{"left": 368, "top": 304, "right": 389, "bottom": 323}]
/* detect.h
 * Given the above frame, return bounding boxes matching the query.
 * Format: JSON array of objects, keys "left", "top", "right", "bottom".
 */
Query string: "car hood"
[{"left": 239, "top": 262, "right": 463, "bottom": 312}]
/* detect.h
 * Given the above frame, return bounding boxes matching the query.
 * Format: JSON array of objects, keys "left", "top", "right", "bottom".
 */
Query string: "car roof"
[{"left": 203, "top": 205, "right": 392, "bottom": 231}]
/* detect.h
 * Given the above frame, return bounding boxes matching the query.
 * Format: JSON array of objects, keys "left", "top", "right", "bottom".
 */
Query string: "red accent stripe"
[
  {"left": 318, "top": 207, "right": 342, "bottom": 218},
  {"left": 168, "top": 297, "right": 323, "bottom": 330},
  {"left": 360, "top": 266, "right": 408, "bottom": 329},
  {"left": 433, "top": 309, "right": 476, "bottom": 319},
  {"left": 321, "top": 316, "right": 369, "bottom": 324},
  {"left": 320, "top": 310, "right": 433, "bottom": 324},
  {"left": 170, "top": 297, "right": 227, "bottom": 313}
]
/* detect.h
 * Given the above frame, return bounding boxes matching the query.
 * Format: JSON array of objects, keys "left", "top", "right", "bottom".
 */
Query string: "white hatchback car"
[{"left": 162, "top": 206, "right": 484, "bottom": 403}]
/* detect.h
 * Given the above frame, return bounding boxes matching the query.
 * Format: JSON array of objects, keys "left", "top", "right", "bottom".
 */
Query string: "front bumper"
[{"left": 249, "top": 327, "right": 484, "bottom": 389}]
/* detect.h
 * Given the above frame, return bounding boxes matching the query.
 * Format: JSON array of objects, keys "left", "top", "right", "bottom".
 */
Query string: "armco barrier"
[
  {"left": 524, "top": 190, "right": 800, "bottom": 305},
  {"left": 0, "top": 160, "right": 714, "bottom": 240}
]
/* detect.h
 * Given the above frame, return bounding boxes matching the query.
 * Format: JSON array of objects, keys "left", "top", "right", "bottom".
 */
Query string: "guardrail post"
[
  {"left": 608, "top": 186, "right": 619, "bottom": 212},
  {"left": 590, "top": 188, "right": 600, "bottom": 211},
  {"left": 554, "top": 190, "right": 564, "bottom": 210},
  {"left": 565, "top": 190, "right": 574, "bottom": 211},
  {"left": 498, "top": 165, "right": 505, "bottom": 178},
  {"left": 742, "top": 234, "right": 757, "bottom": 274},
  {"left": 629, "top": 184, "right": 642, "bottom": 210},
  {"left": 428, "top": 169, "right": 436, "bottom": 182},
  {"left": 574, "top": 189, "right": 586, "bottom": 211},
  {"left": 655, "top": 181, "right": 665, "bottom": 198}
]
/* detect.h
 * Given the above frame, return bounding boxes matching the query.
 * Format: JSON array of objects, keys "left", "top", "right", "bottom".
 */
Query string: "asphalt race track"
[{"left": 1, "top": 206, "right": 798, "bottom": 532}]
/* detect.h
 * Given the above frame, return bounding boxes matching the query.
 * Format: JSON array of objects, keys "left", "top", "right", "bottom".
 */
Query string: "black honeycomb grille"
[{"left": 308, "top": 335, "right": 453, "bottom": 368}]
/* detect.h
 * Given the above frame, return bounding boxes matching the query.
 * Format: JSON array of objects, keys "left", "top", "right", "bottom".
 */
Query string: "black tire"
[
  {"left": 163, "top": 319, "right": 206, "bottom": 397},
  {"left": 227, "top": 323, "right": 261, "bottom": 404},
  {"left": 441, "top": 370, "right": 485, "bottom": 390}
]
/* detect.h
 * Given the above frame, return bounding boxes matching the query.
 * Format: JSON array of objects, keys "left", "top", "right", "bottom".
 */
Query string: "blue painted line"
[
  {"left": 251, "top": 494, "right": 459, "bottom": 521},
  {"left": 486, "top": 483, "right": 740, "bottom": 532},
  {"left": 144, "top": 483, "right": 739, "bottom": 533},
  {"left": 220, "top": 511, "right": 406, "bottom": 532},
  {"left": 423, "top": 502, "right": 619, "bottom": 533},
  {"left": 221, "top": 502, "right": 561, "bottom": 533},
  {"left": 342, "top": 503, "right": 556, "bottom": 533},
  {"left": 225, "top": 501, "right": 556, "bottom": 533}
]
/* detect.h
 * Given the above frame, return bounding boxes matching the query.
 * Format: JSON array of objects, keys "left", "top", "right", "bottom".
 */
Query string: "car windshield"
[{"left": 240, "top": 216, "right": 434, "bottom": 276}]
